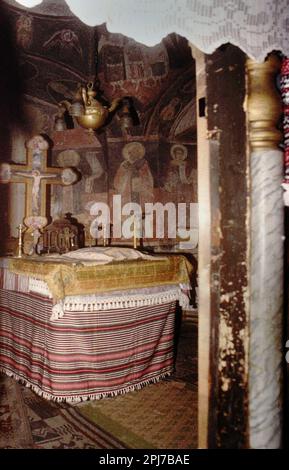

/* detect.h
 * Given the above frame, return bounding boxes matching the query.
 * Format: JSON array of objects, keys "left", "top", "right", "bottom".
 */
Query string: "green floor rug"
[{"left": 76, "top": 379, "right": 197, "bottom": 449}]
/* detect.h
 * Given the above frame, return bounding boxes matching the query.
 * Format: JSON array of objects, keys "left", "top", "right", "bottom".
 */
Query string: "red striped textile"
[
  {"left": 0, "top": 288, "right": 176, "bottom": 402},
  {"left": 0, "top": 267, "right": 29, "bottom": 293}
]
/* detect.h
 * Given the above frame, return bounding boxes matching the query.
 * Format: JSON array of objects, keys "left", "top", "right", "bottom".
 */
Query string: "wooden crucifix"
[
  {"left": 0, "top": 134, "right": 78, "bottom": 255},
  {"left": 0, "top": 135, "right": 78, "bottom": 218}
]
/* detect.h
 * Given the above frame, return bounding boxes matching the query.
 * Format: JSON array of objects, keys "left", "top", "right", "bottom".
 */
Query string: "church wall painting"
[{"left": 3, "top": 1, "right": 197, "bottom": 249}]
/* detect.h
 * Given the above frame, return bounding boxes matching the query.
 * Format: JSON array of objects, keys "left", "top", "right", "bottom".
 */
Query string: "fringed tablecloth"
[{"left": 0, "top": 255, "right": 193, "bottom": 402}]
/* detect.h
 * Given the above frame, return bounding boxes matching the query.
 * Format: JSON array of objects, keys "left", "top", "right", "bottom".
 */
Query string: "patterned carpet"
[
  {"left": 0, "top": 373, "right": 126, "bottom": 449},
  {"left": 0, "top": 319, "right": 197, "bottom": 449}
]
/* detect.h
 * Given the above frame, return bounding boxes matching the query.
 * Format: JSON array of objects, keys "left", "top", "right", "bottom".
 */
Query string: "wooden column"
[
  {"left": 246, "top": 54, "right": 283, "bottom": 448},
  {"left": 199, "top": 47, "right": 283, "bottom": 449},
  {"left": 205, "top": 44, "right": 249, "bottom": 448}
]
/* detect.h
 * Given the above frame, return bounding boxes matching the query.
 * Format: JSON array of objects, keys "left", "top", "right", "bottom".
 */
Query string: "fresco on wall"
[
  {"left": 15, "top": 13, "right": 33, "bottom": 49},
  {"left": 4, "top": 0, "right": 197, "bottom": 248},
  {"left": 112, "top": 141, "right": 154, "bottom": 207},
  {"left": 161, "top": 144, "right": 197, "bottom": 198},
  {"left": 97, "top": 27, "right": 169, "bottom": 103},
  {"left": 43, "top": 29, "right": 84, "bottom": 59}
]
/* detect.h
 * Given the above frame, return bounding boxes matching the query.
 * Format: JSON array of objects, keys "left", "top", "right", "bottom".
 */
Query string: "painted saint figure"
[
  {"left": 164, "top": 144, "right": 196, "bottom": 190},
  {"left": 160, "top": 97, "right": 181, "bottom": 121},
  {"left": 16, "top": 14, "right": 33, "bottom": 49},
  {"left": 113, "top": 141, "right": 154, "bottom": 207}
]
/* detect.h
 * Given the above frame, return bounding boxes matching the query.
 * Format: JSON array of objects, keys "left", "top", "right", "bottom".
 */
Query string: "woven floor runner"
[{"left": 0, "top": 373, "right": 126, "bottom": 449}]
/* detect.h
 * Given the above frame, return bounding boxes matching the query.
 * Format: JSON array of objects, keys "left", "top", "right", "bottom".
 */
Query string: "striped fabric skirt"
[{"left": 0, "top": 288, "right": 176, "bottom": 402}]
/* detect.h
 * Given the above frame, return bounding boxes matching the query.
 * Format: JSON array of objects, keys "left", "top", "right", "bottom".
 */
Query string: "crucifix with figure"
[{"left": 0, "top": 134, "right": 77, "bottom": 255}]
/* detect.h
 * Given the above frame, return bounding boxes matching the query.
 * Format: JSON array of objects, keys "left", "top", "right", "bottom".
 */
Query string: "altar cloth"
[
  {"left": 0, "top": 254, "right": 193, "bottom": 402},
  {"left": 8, "top": 254, "right": 193, "bottom": 302},
  {"left": 0, "top": 287, "right": 177, "bottom": 401}
]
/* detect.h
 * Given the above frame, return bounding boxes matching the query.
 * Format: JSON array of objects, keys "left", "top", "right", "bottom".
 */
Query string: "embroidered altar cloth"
[{"left": 8, "top": 253, "right": 193, "bottom": 301}]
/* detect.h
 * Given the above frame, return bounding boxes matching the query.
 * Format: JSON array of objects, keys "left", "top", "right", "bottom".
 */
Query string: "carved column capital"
[{"left": 246, "top": 54, "right": 282, "bottom": 150}]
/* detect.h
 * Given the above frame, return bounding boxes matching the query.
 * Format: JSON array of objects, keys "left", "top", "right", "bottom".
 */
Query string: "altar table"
[{"left": 0, "top": 255, "right": 193, "bottom": 402}]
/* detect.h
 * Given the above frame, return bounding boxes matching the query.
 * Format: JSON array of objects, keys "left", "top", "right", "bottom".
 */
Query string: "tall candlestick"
[
  {"left": 17, "top": 223, "right": 23, "bottom": 258},
  {"left": 133, "top": 216, "right": 137, "bottom": 249},
  {"left": 103, "top": 223, "right": 107, "bottom": 247}
]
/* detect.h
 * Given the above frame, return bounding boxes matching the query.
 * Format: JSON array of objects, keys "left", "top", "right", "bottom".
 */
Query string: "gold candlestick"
[
  {"left": 17, "top": 223, "right": 23, "bottom": 258},
  {"left": 133, "top": 216, "right": 137, "bottom": 249},
  {"left": 103, "top": 224, "right": 107, "bottom": 247}
]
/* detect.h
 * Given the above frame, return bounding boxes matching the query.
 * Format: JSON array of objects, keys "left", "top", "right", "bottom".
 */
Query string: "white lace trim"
[
  {"left": 29, "top": 277, "right": 52, "bottom": 298},
  {"left": 13, "top": 0, "right": 289, "bottom": 61},
  {"left": 50, "top": 287, "right": 191, "bottom": 321}
]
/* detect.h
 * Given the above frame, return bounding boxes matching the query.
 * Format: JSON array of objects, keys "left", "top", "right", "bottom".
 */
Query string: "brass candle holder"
[
  {"left": 103, "top": 223, "right": 107, "bottom": 247},
  {"left": 17, "top": 223, "right": 24, "bottom": 258},
  {"left": 133, "top": 216, "right": 137, "bottom": 249}
]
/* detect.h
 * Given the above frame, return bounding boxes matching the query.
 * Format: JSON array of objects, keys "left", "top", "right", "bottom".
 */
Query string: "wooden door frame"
[
  {"left": 190, "top": 44, "right": 250, "bottom": 448},
  {"left": 191, "top": 43, "right": 284, "bottom": 449}
]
